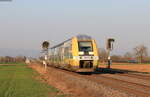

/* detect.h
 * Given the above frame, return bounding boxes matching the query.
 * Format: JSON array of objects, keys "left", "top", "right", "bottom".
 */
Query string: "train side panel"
[
  {"left": 92, "top": 39, "right": 99, "bottom": 68},
  {"left": 72, "top": 37, "right": 79, "bottom": 67}
]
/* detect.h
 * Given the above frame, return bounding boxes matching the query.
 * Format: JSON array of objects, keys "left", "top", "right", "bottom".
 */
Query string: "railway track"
[
  {"left": 85, "top": 74, "right": 150, "bottom": 97},
  {"left": 46, "top": 65, "right": 150, "bottom": 97},
  {"left": 118, "top": 73, "right": 150, "bottom": 81}
]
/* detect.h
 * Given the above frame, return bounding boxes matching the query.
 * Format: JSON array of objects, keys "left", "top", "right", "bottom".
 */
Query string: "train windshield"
[{"left": 78, "top": 41, "right": 93, "bottom": 52}]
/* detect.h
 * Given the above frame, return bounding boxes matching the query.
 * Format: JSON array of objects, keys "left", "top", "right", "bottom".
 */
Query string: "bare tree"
[{"left": 134, "top": 45, "right": 148, "bottom": 63}]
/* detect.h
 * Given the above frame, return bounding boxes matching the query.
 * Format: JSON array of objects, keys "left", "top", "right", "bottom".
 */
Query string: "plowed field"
[{"left": 100, "top": 64, "right": 150, "bottom": 73}]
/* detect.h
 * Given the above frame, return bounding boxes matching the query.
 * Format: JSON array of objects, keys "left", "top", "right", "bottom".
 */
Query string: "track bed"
[{"left": 31, "top": 63, "right": 150, "bottom": 97}]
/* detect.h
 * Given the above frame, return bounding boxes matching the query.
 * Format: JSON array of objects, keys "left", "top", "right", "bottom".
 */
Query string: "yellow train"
[{"left": 48, "top": 35, "right": 99, "bottom": 72}]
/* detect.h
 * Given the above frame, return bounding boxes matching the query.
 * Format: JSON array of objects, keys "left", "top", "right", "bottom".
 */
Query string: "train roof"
[
  {"left": 77, "top": 34, "right": 92, "bottom": 40},
  {"left": 50, "top": 38, "right": 71, "bottom": 49},
  {"left": 50, "top": 34, "right": 92, "bottom": 49}
]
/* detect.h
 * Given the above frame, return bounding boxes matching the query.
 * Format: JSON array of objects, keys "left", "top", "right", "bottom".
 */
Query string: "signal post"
[
  {"left": 106, "top": 38, "right": 115, "bottom": 69},
  {"left": 42, "top": 41, "right": 50, "bottom": 71}
]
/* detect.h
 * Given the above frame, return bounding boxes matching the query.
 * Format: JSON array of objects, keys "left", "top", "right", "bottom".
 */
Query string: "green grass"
[{"left": 0, "top": 63, "right": 66, "bottom": 97}]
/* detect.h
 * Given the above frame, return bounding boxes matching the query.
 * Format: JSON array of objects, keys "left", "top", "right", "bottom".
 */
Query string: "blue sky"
[{"left": 0, "top": 0, "right": 150, "bottom": 56}]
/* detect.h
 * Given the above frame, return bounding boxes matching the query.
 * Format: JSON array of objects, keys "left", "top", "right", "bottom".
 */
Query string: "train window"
[
  {"left": 64, "top": 40, "right": 72, "bottom": 59},
  {"left": 78, "top": 41, "right": 93, "bottom": 52}
]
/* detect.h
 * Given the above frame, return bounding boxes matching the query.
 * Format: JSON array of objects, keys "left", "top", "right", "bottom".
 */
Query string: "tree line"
[
  {"left": 99, "top": 44, "right": 149, "bottom": 63},
  {"left": 0, "top": 56, "right": 26, "bottom": 63}
]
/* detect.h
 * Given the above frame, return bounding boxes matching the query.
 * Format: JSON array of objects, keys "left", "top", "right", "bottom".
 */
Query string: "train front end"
[{"left": 72, "top": 35, "right": 99, "bottom": 72}]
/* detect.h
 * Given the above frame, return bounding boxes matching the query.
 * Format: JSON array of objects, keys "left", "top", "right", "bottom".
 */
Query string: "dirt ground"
[{"left": 99, "top": 64, "right": 150, "bottom": 73}]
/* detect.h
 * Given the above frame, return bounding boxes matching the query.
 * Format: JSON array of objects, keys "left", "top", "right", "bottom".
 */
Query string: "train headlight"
[
  {"left": 79, "top": 52, "right": 84, "bottom": 55},
  {"left": 89, "top": 52, "right": 94, "bottom": 55}
]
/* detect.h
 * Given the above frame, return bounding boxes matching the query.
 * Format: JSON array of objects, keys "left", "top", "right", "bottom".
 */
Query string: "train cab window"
[{"left": 78, "top": 41, "right": 93, "bottom": 52}]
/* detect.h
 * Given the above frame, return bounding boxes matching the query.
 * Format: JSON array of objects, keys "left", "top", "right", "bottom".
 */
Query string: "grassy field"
[{"left": 0, "top": 63, "right": 65, "bottom": 97}]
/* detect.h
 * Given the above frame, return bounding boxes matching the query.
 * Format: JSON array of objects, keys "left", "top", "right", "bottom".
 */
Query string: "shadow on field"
[
  {"left": 78, "top": 72, "right": 93, "bottom": 75},
  {"left": 77, "top": 68, "right": 126, "bottom": 75},
  {"left": 94, "top": 67, "right": 150, "bottom": 74},
  {"left": 77, "top": 68, "right": 133, "bottom": 75}
]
